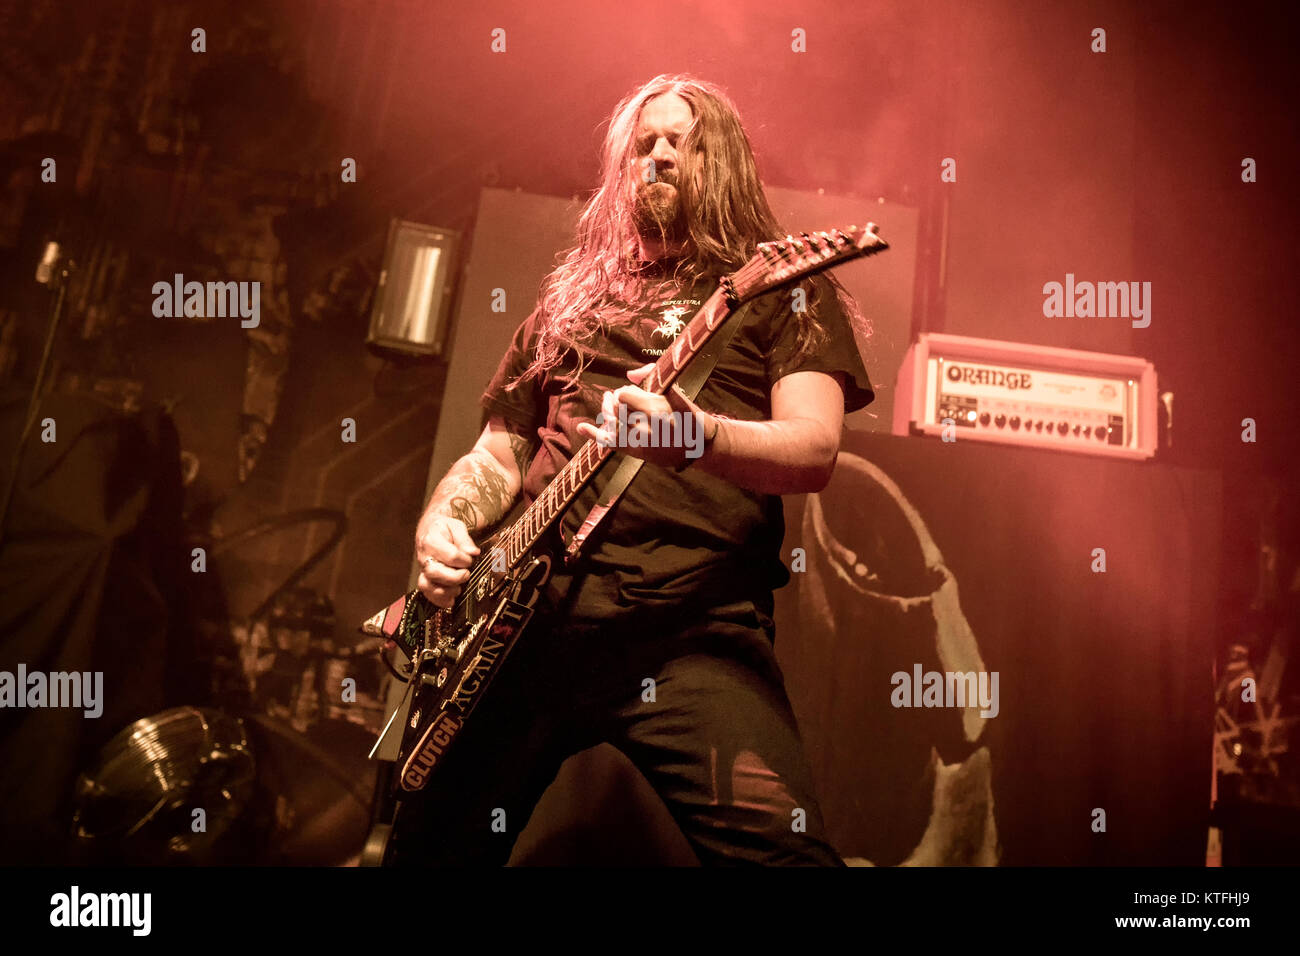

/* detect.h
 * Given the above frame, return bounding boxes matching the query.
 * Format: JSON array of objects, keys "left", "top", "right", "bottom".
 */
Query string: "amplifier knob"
[
  {"left": 1035, "top": 421, "right": 1044, "bottom": 432},
  {"left": 1072, "top": 424, "right": 1081, "bottom": 436},
  {"left": 978, "top": 412, "right": 990, "bottom": 426},
  {"left": 994, "top": 414, "right": 1006, "bottom": 428},
  {"left": 1082, "top": 426, "right": 1091, "bottom": 438},
  {"left": 1057, "top": 422, "right": 1068, "bottom": 435},
  {"left": 1096, "top": 428, "right": 1107, "bottom": 441},
  {"left": 1009, "top": 415, "right": 1021, "bottom": 430}
]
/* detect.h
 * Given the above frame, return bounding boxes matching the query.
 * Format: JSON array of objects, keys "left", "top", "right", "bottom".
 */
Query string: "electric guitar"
[{"left": 359, "top": 223, "right": 889, "bottom": 794}]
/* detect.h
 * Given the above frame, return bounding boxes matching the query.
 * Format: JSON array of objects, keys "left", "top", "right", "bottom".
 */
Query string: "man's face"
[{"left": 631, "top": 92, "right": 694, "bottom": 243}]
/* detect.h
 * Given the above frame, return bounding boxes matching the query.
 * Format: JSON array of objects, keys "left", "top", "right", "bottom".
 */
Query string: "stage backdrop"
[
  {"left": 773, "top": 430, "right": 1221, "bottom": 865},
  {"left": 0, "top": 389, "right": 194, "bottom": 864}
]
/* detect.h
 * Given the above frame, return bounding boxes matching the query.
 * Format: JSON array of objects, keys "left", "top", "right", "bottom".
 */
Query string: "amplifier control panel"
[{"left": 894, "top": 334, "right": 1157, "bottom": 459}]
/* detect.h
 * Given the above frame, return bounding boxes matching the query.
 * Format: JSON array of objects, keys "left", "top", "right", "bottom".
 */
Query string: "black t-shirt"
[{"left": 480, "top": 271, "right": 873, "bottom": 627}]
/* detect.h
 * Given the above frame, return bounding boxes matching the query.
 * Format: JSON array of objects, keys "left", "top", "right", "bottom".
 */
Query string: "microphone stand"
[{"left": 0, "top": 243, "right": 76, "bottom": 552}]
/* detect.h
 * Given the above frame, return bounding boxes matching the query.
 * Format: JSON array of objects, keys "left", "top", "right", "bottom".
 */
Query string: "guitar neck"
[
  {"left": 489, "top": 222, "right": 889, "bottom": 572},
  {"left": 493, "top": 285, "right": 736, "bottom": 569}
]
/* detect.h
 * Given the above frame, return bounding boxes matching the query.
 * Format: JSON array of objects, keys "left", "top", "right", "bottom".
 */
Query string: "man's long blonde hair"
[{"left": 513, "top": 73, "right": 865, "bottom": 389}]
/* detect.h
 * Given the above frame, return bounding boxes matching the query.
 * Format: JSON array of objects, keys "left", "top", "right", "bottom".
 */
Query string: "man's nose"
[{"left": 650, "top": 138, "right": 676, "bottom": 169}]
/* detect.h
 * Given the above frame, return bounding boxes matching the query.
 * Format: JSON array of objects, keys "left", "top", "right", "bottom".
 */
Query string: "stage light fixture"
[{"left": 366, "top": 219, "right": 460, "bottom": 357}]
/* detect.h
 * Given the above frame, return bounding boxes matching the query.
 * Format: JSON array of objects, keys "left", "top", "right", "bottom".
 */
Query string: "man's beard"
[{"left": 632, "top": 172, "right": 689, "bottom": 246}]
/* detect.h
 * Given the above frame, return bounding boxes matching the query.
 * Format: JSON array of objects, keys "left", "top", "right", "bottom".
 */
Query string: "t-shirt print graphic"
[
  {"left": 654, "top": 305, "right": 690, "bottom": 339},
  {"left": 643, "top": 295, "right": 702, "bottom": 357}
]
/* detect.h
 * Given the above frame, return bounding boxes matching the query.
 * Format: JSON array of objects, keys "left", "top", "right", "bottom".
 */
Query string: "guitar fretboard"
[
  {"left": 484, "top": 224, "right": 888, "bottom": 575},
  {"left": 491, "top": 285, "right": 735, "bottom": 570}
]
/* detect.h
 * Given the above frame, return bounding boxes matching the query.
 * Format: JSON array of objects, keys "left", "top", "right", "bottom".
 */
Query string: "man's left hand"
[{"left": 575, "top": 363, "right": 716, "bottom": 469}]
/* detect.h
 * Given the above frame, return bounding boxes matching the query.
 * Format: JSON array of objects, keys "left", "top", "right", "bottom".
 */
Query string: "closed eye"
[{"left": 636, "top": 131, "right": 685, "bottom": 154}]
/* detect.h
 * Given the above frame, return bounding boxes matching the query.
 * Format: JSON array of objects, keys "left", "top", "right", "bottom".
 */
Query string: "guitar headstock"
[{"left": 727, "top": 223, "right": 889, "bottom": 303}]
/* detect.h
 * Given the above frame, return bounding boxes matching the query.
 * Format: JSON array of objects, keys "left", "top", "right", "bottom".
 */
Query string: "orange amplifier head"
[{"left": 893, "top": 333, "right": 1158, "bottom": 459}]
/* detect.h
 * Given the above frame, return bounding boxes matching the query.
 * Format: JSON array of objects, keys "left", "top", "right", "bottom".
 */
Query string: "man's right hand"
[
  {"left": 412, "top": 416, "right": 534, "bottom": 609},
  {"left": 415, "top": 513, "right": 481, "bottom": 608}
]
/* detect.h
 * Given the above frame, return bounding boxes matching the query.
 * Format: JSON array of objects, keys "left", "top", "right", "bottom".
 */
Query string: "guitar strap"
[{"left": 563, "top": 297, "right": 756, "bottom": 566}]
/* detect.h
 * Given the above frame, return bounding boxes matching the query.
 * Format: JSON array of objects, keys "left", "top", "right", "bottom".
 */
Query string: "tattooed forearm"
[
  {"left": 506, "top": 430, "right": 535, "bottom": 481},
  {"left": 427, "top": 450, "right": 515, "bottom": 534}
]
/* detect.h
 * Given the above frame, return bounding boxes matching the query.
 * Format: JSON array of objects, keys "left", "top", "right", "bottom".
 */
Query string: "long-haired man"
[{"left": 393, "top": 74, "right": 874, "bottom": 866}]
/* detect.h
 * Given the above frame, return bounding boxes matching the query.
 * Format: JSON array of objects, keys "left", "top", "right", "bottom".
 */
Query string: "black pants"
[{"left": 386, "top": 599, "right": 844, "bottom": 866}]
